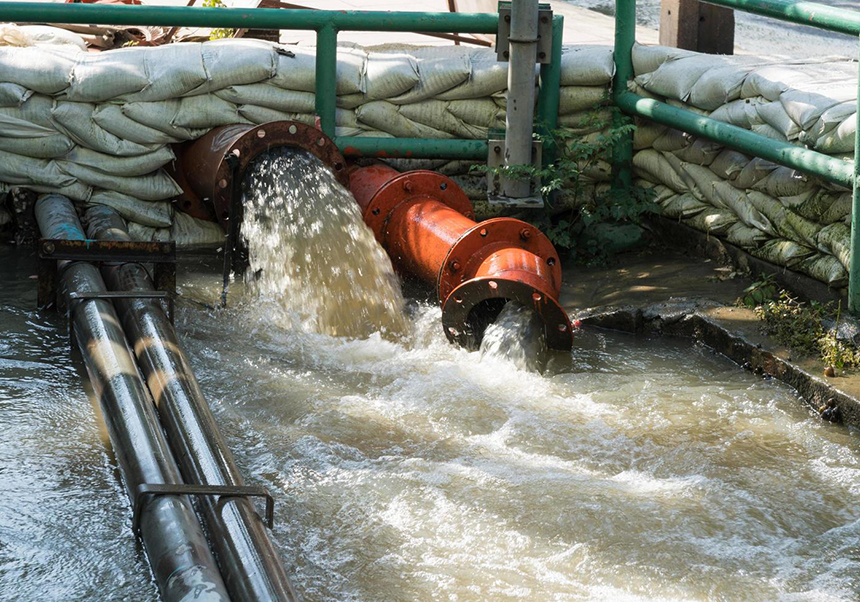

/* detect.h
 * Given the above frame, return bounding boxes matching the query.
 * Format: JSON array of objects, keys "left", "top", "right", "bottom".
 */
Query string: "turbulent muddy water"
[{"left": 4, "top": 239, "right": 860, "bottom": 600}]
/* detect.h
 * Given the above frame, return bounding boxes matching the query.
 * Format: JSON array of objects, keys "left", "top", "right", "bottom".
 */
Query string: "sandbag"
[
  {"left": 389, "top": 52, "right": 471, "bottom": 104},
  {"left": 64, "top": 145, "right": 175, "bottom": 177},
  {"left": 757, "top": 101, "right": 801, "bottom": 140},
  {"left": 86, "top": 190, "right": 174, "bottom": 228},
  {"left": 436, "top": 49, "right": 508, "bottom": 100},
  {"left": 120, "top": 100, "right": 208, "bottom": 141},
  {"left": 154, "top": 211, "right": 224, "bottom": 248},
  {"left": 0, "top": 83, "right": 32, "bottom": 107},
  {"left": 92, "top": 104, "right": 184, "bottom": 145},
  {"left": 797, "top": 254, "right": 847, "bottom": 287},
  {"left": 271, "top": 45, "right": 364, "bottom": 95},
  {"left": 752, "top": 166, "right": 816, "bottom": 198},
  {"left": 741, "top": 65, "right": 808, "bottom": 101},
  {"left": 447, "top": 99, "right": 503, "bottom": 128},
  {"left": 752, "top": 238, "right": 815, "bottom": 267},
  {"left": 0, "top": 149, "right": 77, "bottom": 188},
  {"left": 56, "top": 161, "right": 181, "bottom": 201},
  {"left": 559, "top": 46, "right": 614, "bottom": 86},
  {"left": 364, "top": 52, "right": 420, "bottom": 99},
  {"left": 709, "top": 149, "right": 749, "bottom": 182},
  {"left": 712, "top": 181, "right": 772, "bottom": 233},
  {"left": 733, "top": 157, "right": 779, "bottom": 190},
  {"left": 237, "top": 105, "right": 315, "bottom": 126},
  {"left": 817, "top": 222, "right": 851, "bottom": 270},
  {"left": 356, "top": 101, "right": 452, "bottom": 139},
  {"left": 52, "top": 102, "right": 162, "bottom": 156},
  {"left": 0, "top": 94, "right": 54, "bottom": 130},
  {"left": 683, "top": 207, "right": 738, "bottom": 235},
  {"left": 558, "top": 86, "right": 609, "bottom": 115},
  {"left": 632, "top": 149, "right": 688, "bottom": 192},
  {"left": 214, "top": 84, "right": 316, "bottom": 113},
  {"left": 399, "top": 101, "right": 484, "bottom": 139},
  {"left": 660, "top": 192, "right": 709, "bottom": 219},
  {"left": 636, "top": 55, "right": 728, "bottom": 102},
  {"left": 633, "top": 122, "right": 667, "bottom": 150},
  {"left": 709, "top": 97, "right": 767, "bottom": 129},
  {"left": 173, "top": 95, "right": 246, "bottom": 129},
  {"left": 724, "top": 223, "right": 769, "bottom": 249},
  {"left": 631, "top": 43, "right": 695, "bottom": 76},
  {"left": 0, "top": 46, "right": 75, "bottom": 94},
  {"left": 0, "top": 134, "right": 74, "bottom": 158},
  {"left": 688, "top": 63, "right": 755, "bottom": 111}
]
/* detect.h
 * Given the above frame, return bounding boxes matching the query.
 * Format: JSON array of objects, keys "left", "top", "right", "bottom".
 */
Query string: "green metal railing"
[
  {"left": 0, "top": 3, "right": 562, "bottom": 161},
  {"left": 614, "top": 0, "right": 860, "bottom": 310}
]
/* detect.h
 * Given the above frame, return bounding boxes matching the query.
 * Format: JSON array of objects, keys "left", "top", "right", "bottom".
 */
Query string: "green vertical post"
[
  {"left": 612, "top": 0, "right": 636, "bottom": 191},
  {"left": 849, "top": 35, "right": 860, "bottom": 313},
  {"left": 315, "top": 22, "right": 338, "bottom": 139},
  {"left": 536, "top": 14, "right": 564, "bottom": 163}
]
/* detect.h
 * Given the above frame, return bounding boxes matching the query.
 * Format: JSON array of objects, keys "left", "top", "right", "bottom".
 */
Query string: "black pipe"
[
  {"left": 83, "top": 205, "right": 298, "bottom": 602},
  {"left": 35, "top": 195, "right": 231, "bottom": 602}
]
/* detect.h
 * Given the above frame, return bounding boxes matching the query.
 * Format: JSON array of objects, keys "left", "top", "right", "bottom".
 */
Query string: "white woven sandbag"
[
  {"left": 559, "top": 46, "right": 614, "bottom": 86},
  {"left": 0, "top": 83, "right": 32, "bottom": 108},
  {"left": 215, "top": 84, "right": 316, "bottom": 113},
  {"left": 64, "top": 145, "right": 175, "bottom": 177},
  {"left": 0, "top": 46, "right": 75, "bottom": 94},
  {"left": 724, "top": 223, "right": 768, "bottom": 249},
  {"left": 16, "top": 25, "right": 87, "bottom": 52},
  {"left": 92, "top": 104, "right": 183, "bottom": 145},
  {"left": 271, "top": 45, "right": 365, "bottom": 95},
  {"left": 389, "top": 53, "right": 472, "bottom": 104},
  {"left": 0, "top": 149, "right": 77, "bottom": 188},
  {"left": 817, "top": 222, "right": 851, "bottom": 270},
  {"left": 631, "top": 43, "right": 695, "bottom": 76},
  {"left": 237, "top": 104, "right": 316, "bottom": 126},
  {"left": 364, "top": 52, "right": 420, "bottom": 99},
  {"left": 751, "top": 166, "right": 816, "bottom": 198},
  {"left": 633, "top": 121, "right": 667, "bottom": 150},
  {"left": 750, "top": 123, "right": 788, "bottom": 141},
  {"left": 675, "top": 138, "right": 723, "bottom": 166},
  {"left": 154, "top": 211, "right": 224, "bottom": 248},
  {"left": 632, "top": 149, "right": 688, "bottom": 192},
  {"left": 86, "top": 189, "right": 174, "bottom": 228},
  {"left": 713, "top": 180, "right": 772, "bottom": 233},
  {"left": 741, "top": 65, "right": 810, "bottom": 101},
  {"left": 127, "top": 221, "right": 156, "bottom": 242},
  {"left": 709, "top": 149, "right": 749, "bottom": 182},
  {"left": 709, "top": 97, "right": 767, "bottom": 129},
  {"left": 635, "top": 55, "right": 728, "bottom": 103},
  {"left": 399, "top": 100, "right": 485, "bottom": 139},
  {"left": 52, "top": 102, "right": 161, "bottom": 156},
  {"left": 558, "top": 86, "right": 609, "bottom": 115},
  {"left": 64, "top": 47, "right": 151, "bottom": 102},
  {"left": 436, "top": 48, "right": 508, "bottom": 100},
  {"left": 752, "top": 238, "right": 815, "bottom": 268},
  {"left": 688, "top": 62, "right": 756, "bottom": 111},
  {"left": 814, "top": 113, "right": 856, "bottom": 154},
  {"left": 193, "top": 39, "right": 278, "bottom": 94},
  {"left": 756, "top": 101, "right": 801, "bottom": 140},
  {"left": 660, "top": 192, "right": 709, "bottom": 219},
  {"left": 0, "top": 134, "right": 74, "bottom": 158},
  {"left": 0, "top": 111, "right": 56, "bottom": 138},
  {"left": 120, "top": 101, "right": 208, "bottom": 141},
  {"left": 652, "top": 128, "right": 690, "bottom": 152},
  {"left": 173, "top": 95, "right": 247, "bottom": 129},
  {"left": 356, "top": 101, "right": 452, "bottom": 139},
  {"left": 0, "top": 95, "right": 55, "bottom": 129},
  {"left": 558, "top": 109, "right": 613, "bottom": 134},
  {"left": 119, "top": 44, "right": 212, "bottom": 102},
  {"left": 733, "top": 157, "right": 779, "bottom": 190},
  {"left": 683, "top": 207, "right": 737, "bottom": 235},
  {"left": 797, "top": 254, "right": 847, "bottom": 287},
  {"left": 779, "top": 79, "right": 856, "bottom": 131},
  {"left": 56, "top": 161, "right": 181, "bottom": 201}
]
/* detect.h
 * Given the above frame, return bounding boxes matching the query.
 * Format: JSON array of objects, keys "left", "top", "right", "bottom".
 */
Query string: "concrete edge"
[{"left": 576, "top": 301, "right": 860, "bottom": 429}]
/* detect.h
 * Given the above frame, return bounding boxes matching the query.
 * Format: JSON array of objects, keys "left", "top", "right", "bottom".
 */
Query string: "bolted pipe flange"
[{"left": 170, "top": 121, "right": 348, "bottom": 226}]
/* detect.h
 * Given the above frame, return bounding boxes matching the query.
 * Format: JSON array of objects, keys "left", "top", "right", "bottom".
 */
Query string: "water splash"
[
  {"left": 479, "top": 301, "right": 547, "bottom": 372},
  {"left": 239, "top": 148, "right": 408, "bottom": 339}
]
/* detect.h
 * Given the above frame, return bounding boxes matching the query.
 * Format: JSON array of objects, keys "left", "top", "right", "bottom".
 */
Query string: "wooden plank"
[{"left": 660, "top": 0, "right": 734, "bottom": 55}]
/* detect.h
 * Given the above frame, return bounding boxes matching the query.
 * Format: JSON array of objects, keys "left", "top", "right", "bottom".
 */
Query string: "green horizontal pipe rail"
[
  {"left": 701, "top": 0, "right": 860, "bottom": 36},
  {"left": 336, "top": 137, "right": 489, "bottom": 160},
  {"left": 616, "top": 91, "right": 855, "bottom": 189},
  {"left": 0, "top": 2, "right": 499, "bottom": 33}
]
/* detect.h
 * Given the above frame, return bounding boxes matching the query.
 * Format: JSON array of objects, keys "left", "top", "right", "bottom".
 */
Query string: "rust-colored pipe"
[{"left": 350, "top": 163, "right": 573, "bottom": 350}]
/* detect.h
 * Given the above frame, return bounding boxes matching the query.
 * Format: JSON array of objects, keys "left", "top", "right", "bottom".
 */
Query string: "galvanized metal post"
[
  {"left": 82, "top": 206, "right": 298, "bottom": 602},
  {"left": 35, "top": 195, "right": 230, "bottom": 602},
  {"left": 315, "top": 23, "right": 338, "bottom": 139},
  {"left": 849, "top": 35, "right": 860, "bottom": 313},
  {"left": 612, "top": 0, "right": 636, "bottom": 190},
  {"left": 503, "top": 0, "right": 539, "bottom": 198}
]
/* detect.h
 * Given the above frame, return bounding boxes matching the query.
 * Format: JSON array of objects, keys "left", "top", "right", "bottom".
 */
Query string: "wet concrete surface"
[{"left": 559, "top": 248, "right": 860, "bottom": 429}]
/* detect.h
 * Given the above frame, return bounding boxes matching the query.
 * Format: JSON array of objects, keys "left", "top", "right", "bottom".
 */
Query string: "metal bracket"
[
  {"left": 496, "top": 2, "right": 554, "bottom": 64},
  {"left": 37, "top": 238, "right": 176, "bottom": 311},
  {"left": 487, "top": 136, "right": 544, "bottom": 208},
  {"left": 132, "top": 483, "right": 275, "bottom": 534}
]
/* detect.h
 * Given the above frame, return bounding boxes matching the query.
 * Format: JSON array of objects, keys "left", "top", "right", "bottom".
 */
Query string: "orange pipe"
[{"left": 349, "top": 164, "right": 573, "bottom": 351}]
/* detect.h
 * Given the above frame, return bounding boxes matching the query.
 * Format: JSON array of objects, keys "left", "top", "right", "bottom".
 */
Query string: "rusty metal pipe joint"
[{"left": 349, "top": 163, "right": 573, "bottom": 350}]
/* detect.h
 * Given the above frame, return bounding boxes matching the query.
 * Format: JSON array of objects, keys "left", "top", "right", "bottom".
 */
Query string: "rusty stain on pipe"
[{"left": 349, "top": 164, "right": 573, "bottom": 351}]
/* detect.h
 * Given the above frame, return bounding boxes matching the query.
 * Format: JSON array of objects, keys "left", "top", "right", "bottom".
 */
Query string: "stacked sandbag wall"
[
  {"left": 630, "top": 44, "right": 857, "bottom": 288},
  {"left": 0, "top": 39, "right": 615, "bottom": 247}
]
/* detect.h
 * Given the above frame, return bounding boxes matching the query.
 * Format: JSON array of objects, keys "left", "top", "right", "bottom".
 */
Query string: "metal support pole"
[
  {"left": 848, "top": 35, "right": 860, "bottom": 313},
  {"left": 82, "top": 205, "right": 298, "bottom": 602},
  {"left": 315, "top": 23, "right": 338, "bottom": 139},
  {"left": 503, "top": 0, "right": 539, "bottom": 199},
  {"left": 34, "top": 195, "right": 230, "bottom": 602},
  {"left": 612, "top": 0, "right": 636, "bottom": 191},
  {"left": 536, "top": 14, "right": 564, "bottom": 163}
]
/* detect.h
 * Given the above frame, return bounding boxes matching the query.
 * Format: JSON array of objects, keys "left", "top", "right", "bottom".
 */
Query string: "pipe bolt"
[
  {"left": 494, "top": 145, "right": 502, "bottom": 154},
  {"left": 519, "top": 228, "right": 532, "bottom": 241},
  {"left": 218, "top": 179, "right": 228, "bottom": 189},
  {"left": 162, "top": 244, "right": 172, "bottom": 254},
  {"left": 539, "top": 51, "right": 546, "bottom": 60},
  {"left": 547, "top": 257, "right": 556, "bottom": 266},
  {"left": 450, "top": 260, "right": 461, "bottom": 272},
  {"left": 403, "top": 181, "right": 414, "bottom": 193},
  {"left": 372, "top": 207, "right": 380, "bottom": 216},
  {"left": 503, "top": 50, "right": 510, "bottom": 59},
  {"left": 504, "top": 14, "right": 511, "bottom": 22},
  {"left": 43, "top": 241, "right": 55, "bottom": 255},
  {"left": 257, "top": 129, "right": 266, "bottom": 138}
]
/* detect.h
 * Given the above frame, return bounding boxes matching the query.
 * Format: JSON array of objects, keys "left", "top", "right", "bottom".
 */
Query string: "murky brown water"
[{"left": 3, "top": 246, "right": 860, "bottom": 600}]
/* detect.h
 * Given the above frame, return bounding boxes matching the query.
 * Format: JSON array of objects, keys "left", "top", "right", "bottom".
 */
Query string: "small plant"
[
  {"left": 738, "top": 273, "right": 777, "bottom": 309},
  {"left": 474, "top": 106, "right": 657, "bottom": 264},
  {"left": 748, "top": 287, "right": 860, "bottom": 372},
  {"left": 203, "top": 0, "right": 235, "bottom": 40}
]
